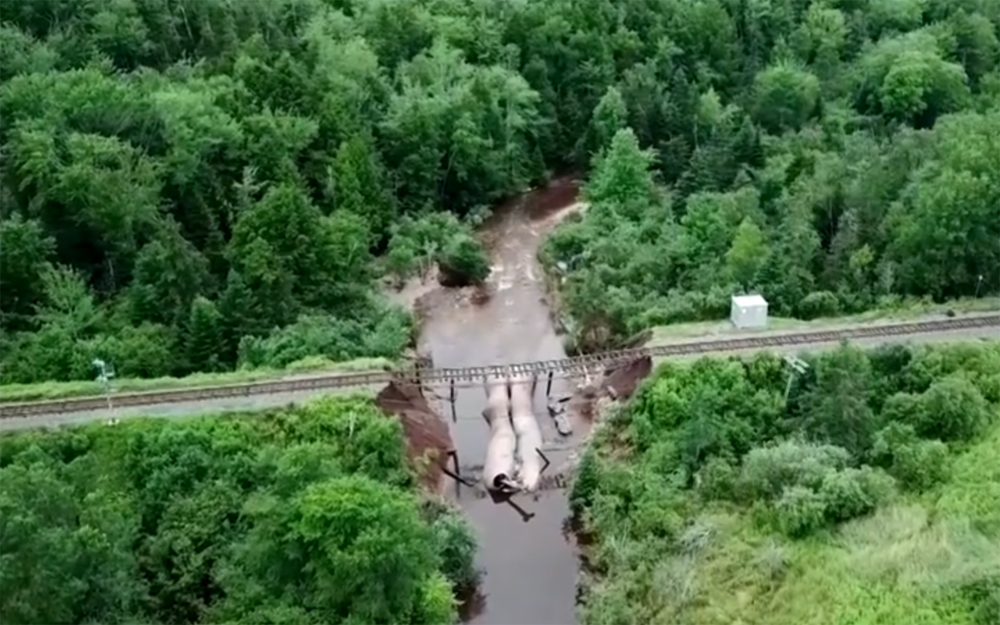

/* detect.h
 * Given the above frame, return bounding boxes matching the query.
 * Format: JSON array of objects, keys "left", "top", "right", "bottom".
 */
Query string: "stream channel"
[{"left": 398, "top": 177, "right": 588, "bottom": 624}]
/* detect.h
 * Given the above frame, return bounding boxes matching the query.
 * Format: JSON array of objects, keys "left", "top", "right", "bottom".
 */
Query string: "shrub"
[
  {"left": 437, "top": 233, "right": 491, "bottom": 286},
  {"left": 819, "top": 466, "right": 894, "bottom": 522},
  {"left": 571, "top": 448, "right": 602, "bottom": 517},
  {"left": 872, "top": 423, "right": 950, "bottom": 491},
  {"left": 739, "top": 440, "right": 851, "bottom": 502},
  {"left": 916, "top": 374, "right": 991, "bottom": 442},
  {"left": 697, "top": 456, "right": 738, "bottom": 502},
  {"left": 964, "top": 575, "right": 1000, "bottom": 625},
  {"left": 798, "top": 290, "right": 841, "bottom": 319},
  {"left": 902, "top": 343, "right": 1000, "bottom": 402},
  {"left": 414, "top": 572, "right": 459, "bottom": 625},
  {"left": 574, "top": 341, "right": 1000, "bottom": 624},
  {"left": 774, "top": 485, "right": 829, "bottom": 537},
  {"left": 629, "top": 479, "right": 685, "bottom": 541},
  {"left": 429, "top": 509, "right": 479, "bottom": 590}
]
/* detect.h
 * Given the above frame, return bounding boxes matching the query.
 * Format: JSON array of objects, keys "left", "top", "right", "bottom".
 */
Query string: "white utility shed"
[{"left": 731, "top": 294, "right": 768, "bottom": 329}]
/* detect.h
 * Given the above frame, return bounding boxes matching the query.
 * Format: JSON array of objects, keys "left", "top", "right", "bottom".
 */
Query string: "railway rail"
[{"left": 2, "top": 314, "right": 997, "bottom": 419}]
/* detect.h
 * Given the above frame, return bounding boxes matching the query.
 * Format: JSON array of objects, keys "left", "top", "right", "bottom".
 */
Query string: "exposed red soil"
[
  {"left": 600, "top": 356, "right": 653, "bottom": 401},
  {"left": 479, "top": 176, "right": 582, "bottom": 252},
  {"left": 521, "top": 176, "right": 583, "bottom": 220},
  {"left": 564, "top": 356, "right": 654, "bottom": 423},
  {"left": 375, "top": 380, "right": 454, "bottom": 491}
]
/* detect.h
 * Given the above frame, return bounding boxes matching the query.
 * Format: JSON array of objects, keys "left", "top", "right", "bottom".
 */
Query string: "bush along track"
[{"left": 570, "top": 339, "right": 1000, "bottom": 625}]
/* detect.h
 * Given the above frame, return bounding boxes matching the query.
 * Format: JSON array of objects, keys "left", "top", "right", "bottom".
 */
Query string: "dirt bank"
[{"left": 375, "top": 380, "right": 454, "bottom": 492}]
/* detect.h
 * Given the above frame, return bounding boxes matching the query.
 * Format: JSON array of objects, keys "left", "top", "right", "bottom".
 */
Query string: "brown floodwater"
[{"left": 410, "top": 178, "right": 586, "bottom": 625}]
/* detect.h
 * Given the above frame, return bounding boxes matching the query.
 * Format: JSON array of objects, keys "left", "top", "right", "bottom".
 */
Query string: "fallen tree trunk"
[
  {"left": 509, "top": 374, "right": 544, "bottom": 492},
  {"left": 482, "top": 376, "right": 517, "bottom": 491}
]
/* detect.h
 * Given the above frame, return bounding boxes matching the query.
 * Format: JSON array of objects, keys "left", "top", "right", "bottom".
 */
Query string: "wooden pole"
[
  {"left": 546, "top": 370, "right": 553, "bottom": 396},
  {"left": 450, "top": 379, "right": 457, "bottom": 422},
  {"left": 451, "top": 450, "right": 461, "bottom": 499}
]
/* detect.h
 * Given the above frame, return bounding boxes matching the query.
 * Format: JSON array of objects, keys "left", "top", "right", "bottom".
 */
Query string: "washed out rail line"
[{"left": 2, "top": 315, "right": 997, "bottom": 419}]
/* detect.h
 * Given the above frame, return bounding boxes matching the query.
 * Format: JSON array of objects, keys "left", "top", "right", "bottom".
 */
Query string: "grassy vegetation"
[
  {"left": 0, "top": 356, "right": 395, "bottom": 403},
  {"left": 636, "top": 441, "right": 1000, "bottom": 625},
  {"left": 572, "top": 340, "right": 1000, "bottom": 625},
  {"left": 648, "top": 297, "right": 1000, "bottom": 344}
]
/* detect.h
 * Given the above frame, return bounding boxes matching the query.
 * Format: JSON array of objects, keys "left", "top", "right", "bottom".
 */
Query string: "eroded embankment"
[{"left": 376, "top": 380, "right": 454, "bottom": 492}]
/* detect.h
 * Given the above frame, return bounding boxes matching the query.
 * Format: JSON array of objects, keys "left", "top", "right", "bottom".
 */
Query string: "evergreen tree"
[
  {"left": 581, "top": 86, "right": 628, "bottom": 160},
  {"left": 733, "top": 115, "right": 764, "bottom": 169},
  {"left": 328, "top": 134, "right": 397, "bottom": 246},
  {"left": 186, "top": 296, "right": 224, "bottom": 372},
  {"left": 217, "top": 270, "right": 266, "bottom": 366}
]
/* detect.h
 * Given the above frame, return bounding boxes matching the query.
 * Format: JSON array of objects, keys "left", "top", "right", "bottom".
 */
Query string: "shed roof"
[{"left": 731, "top": 294, "right": 768, "bottom": 307}]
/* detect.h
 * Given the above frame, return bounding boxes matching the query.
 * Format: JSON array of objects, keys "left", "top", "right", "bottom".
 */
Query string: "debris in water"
[
  {"left": 553, "top": 413, "right": 573, "bottom": 436},
  {"left": 546, "top": 398, "right": 574, "bottom": 436}
]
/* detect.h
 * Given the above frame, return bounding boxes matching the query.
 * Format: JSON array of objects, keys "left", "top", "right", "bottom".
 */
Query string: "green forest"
[
  {"left": 1, "top": 0, "right": 998, "bottom": 383},
  {"left": 1, "top": 0, "right": 998, "bottom": 621},
  {"left": 0, "top": 396, "right": 478, "bottom": 625},
  {"left": 571, "top": 340, "right": 1000, "bottom": 624}
]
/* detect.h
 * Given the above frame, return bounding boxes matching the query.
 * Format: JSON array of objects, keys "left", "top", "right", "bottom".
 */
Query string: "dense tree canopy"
[
  {"left": 1, "top": 0, "right": 997, "bottom": 373},
  {"left": 3, "top": 3, "right": 998, "bottom": 623},
  {"left": 545, "top": 103, "right": 999, "bottom": 349},
  {"left": 0, "top": 397, "right": 477, "bottom": 625},
  {"left": 573, "top": 340, "right": 1000, "bottom": 624}
]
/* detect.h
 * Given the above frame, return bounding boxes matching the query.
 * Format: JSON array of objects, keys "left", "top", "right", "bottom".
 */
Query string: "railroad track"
[{"left": 2, "top": 314, "right": 997, "bottom": 419}]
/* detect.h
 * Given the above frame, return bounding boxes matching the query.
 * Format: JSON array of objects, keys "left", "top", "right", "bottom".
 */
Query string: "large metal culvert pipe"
[
  {"left": 509, "top": 373, "right": 544, "bottom": 492},
  {"left": 481, "top": 376, "right": 517, "bottom": 491}
]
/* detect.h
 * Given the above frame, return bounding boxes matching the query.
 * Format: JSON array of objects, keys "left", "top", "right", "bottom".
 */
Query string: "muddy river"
[{"left": 399, "top": 178, "right": 586, "bottom": 624}]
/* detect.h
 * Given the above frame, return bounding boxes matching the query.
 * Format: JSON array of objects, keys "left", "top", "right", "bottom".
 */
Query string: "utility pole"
[
  {"left": 783, "top": 355, "right": 810, "bottom": 405},
  {"left": 93, "top": 358, "right": 116, "bottom": 417}
]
